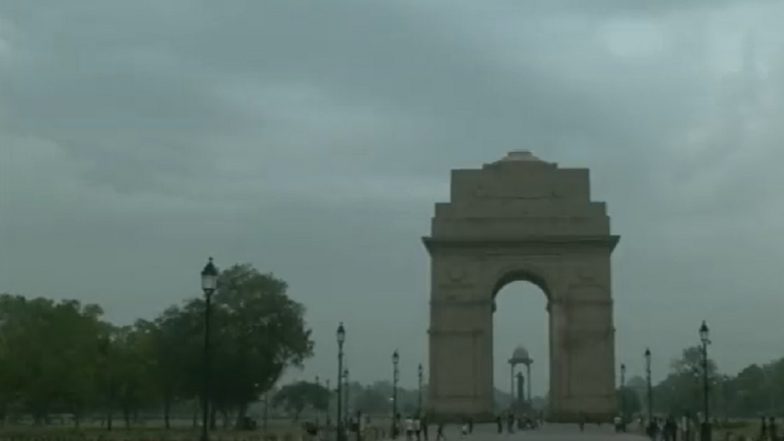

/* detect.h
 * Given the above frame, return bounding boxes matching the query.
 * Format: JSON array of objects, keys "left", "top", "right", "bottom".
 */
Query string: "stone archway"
[{"left": 423, "top": 151, "right": 619, "bottom": 422}]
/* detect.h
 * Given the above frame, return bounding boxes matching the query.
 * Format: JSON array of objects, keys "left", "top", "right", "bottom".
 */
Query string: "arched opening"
[{"left": 492, "top": 279, "right": 550, "bottom": 416}]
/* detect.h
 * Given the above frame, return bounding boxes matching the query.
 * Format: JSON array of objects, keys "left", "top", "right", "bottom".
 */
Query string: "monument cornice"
[{"left": 422, "top": 235, "right": 620, "bottom": 254}]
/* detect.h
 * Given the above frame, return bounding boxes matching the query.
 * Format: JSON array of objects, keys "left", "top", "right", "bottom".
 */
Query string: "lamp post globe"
[
  {"left": 338, "top": 323, "right": 346, "bottom": 345},
  {"left": 201, "top": 258, "right": 218, "bottom": 294},
  {"left": 700, "top": 321, "right": 710, "bottom": 345},
  {"left": 200, "top": 257, "right": 218, "bottom": 441}
]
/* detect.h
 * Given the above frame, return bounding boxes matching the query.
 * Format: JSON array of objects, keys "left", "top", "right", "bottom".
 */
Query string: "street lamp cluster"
[
  {"left": 333, "top": 324, "right": 420, "bottom": 441},
  {"left": 627, "top": 321, "right": 712, "bottom": 441}
]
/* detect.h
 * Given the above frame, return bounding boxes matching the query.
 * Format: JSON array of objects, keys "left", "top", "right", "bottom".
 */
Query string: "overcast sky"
[{"left": 2, "top": 0, "right": 784, "bottom": 392}]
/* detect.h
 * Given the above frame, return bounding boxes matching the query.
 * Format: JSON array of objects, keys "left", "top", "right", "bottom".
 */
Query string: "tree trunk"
[
  {"left": 192, "top": 399, "right": 198, "bottom": 428},
  {"left": 235, "top": 403, "right": 248, "bottom": 429},
  {"left": 107, "top": 409, "right": 113, "bottom": 431},
  {"left": 210, "top": 404, "right": 217, "bottom": 430},
  {"left": 222, "top": 409, "right": 230, "bottom": 429},
  {"left": 264, "top": 394, "right": 269, "bottom": 432},
  {"left": 123, "top": 406, "right": 131, "bottom": 429},
  {"left": 163, "top": 396, "right": 171, "bottom": 430}
]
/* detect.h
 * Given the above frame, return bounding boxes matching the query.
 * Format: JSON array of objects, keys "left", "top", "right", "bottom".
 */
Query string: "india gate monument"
[{"left": 423, "top": 151, "right": 619, "bottom": 422}]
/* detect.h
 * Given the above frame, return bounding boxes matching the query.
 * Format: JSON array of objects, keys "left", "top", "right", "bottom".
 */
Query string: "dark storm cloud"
[{"left": 2, "top": 0, "right": 783, "bottom": 387}]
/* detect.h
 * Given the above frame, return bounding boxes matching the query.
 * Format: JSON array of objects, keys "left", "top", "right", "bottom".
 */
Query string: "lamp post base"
[{"left": 700, "top": 422, "right": 712, "bottom": 441}]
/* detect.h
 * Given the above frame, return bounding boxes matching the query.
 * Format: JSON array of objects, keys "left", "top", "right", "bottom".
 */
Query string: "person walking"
[
  {"left": 436, "top": 422, "right": 446, "bottom": 441},
  {"left": 422, "top": 416, "right": 429, "bottom": 441},
  {"left": 762, "top": 416, "right": 769, "bottom": 440},
  {"left": 506, "top": 412, "right": 515, "bottom": 434},
  {"left": 646, "top": 418, "right": 659, "bottom": 441},
  {"left": 769, "top": 417, "right": 777, "bottom": 441},
  {"left": 405, "top": 416, "right": 414, "bottom": 441},
  {"left": 664, "top": 416, "right": 677, "bottom": 441},
  {"left": 414, "top": 416, "right": 421, "bottom": 441},
  {"left": 496, "top": 415, "right": 503, "bottom": 434}
]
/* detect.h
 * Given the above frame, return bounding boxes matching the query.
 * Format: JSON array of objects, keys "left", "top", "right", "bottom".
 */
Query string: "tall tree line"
[
  {"left": 0, "top": 263, "right": 313, "bottom": 429},
  {"left": 622, "top": 346, "right": 784, "bottom": 419}
]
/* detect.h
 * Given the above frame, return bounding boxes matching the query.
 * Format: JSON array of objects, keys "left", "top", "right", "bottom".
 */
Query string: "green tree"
[
  {"left": 134, "top": 263, "right": 314, "bottom": 429},
  {"left": 273, "top": 382, "right": 328, "bottom": 421},
  {"left": 654, "top": 346, "right": 719, "bottom": 416},
  {"left": 149, "top": 307, "right": 199, "bottom": 429},
  {"left": 211, "top": 264, "right": 314, "bottom": 426},
  {"left": 354, "top": 388, "right": 389, "bottom": 415},
  {"left": 0, "top": 295, "right": 106, "bottom": 426},
  {"left": 617, "top": 387, "right": 642, "bottom": 417}
]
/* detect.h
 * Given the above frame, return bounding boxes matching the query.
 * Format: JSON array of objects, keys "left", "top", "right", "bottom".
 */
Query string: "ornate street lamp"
[
  {"left": 700, "top": 321, "right": 712, "bottom": 441},
  {"left": 200, "top": 257, "right": 218, "bottom": 441},
  {"left": 337, "top": 323, "right": 346, "bottom": 441},
  {"left": 645, "top": 348, "right": 653, "bottom": 423},
  {"left": 392, "top": 350, "right": 399, "bottom": 439},
  {"left": 417, "top": 363, "right": 423, "bottom": 416}
]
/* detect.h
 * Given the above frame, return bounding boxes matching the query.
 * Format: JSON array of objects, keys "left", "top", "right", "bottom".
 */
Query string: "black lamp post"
[
  {"left": 645, "top": 348, "right": 653, "bottom": 423},
  {"left": 392, "top": 350, "right": 399, "bottom": 439},
  {"left": 200, "top": 257, "right": 218, "bottom": 441},
  {"left": 620, "top": 363, "right": 627, "bottom": 424},
  {"left": 417, "top": 363, "right": 423, "bottom": 416},
  {"left": 700, "top": 321, "right": 712, "bottom": 441},
  {"left": 337, "top": 323, "right": 346, "bottom": 441}
]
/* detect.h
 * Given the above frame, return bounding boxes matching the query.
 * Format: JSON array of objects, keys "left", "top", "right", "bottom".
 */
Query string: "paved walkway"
[{"left": 397, "top": 423, "right": 647, "bottom": 441}]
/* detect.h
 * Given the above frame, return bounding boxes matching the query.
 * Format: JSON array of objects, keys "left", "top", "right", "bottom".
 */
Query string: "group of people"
[
  {"left": 398, "top": 412, "right": 546, "bottom": 440},
  {"left": 643, "top": 416, "right": 681, "bottom": 440},
  {"left": 399, "top": 413, "right": 538, "bottom": 440},
  {"left": 760, "top": 416, "right": 780, "bottom": 441},
  {"left": 398, "top": 414, "right": 450, "bottom": 441},
  {"left": 401, "top": 415, "right": 428, "bottom": 441},
  {"left": 494, "top": 413, "right": 540, "bottom": 434},
  {"left": 637, "top": 415, "right": 779, "bottom": 441}
]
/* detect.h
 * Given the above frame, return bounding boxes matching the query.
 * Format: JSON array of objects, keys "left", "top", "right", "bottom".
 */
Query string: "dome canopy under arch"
[{"left": 510, "top": 345, "right": 533, "bottom": 364}]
